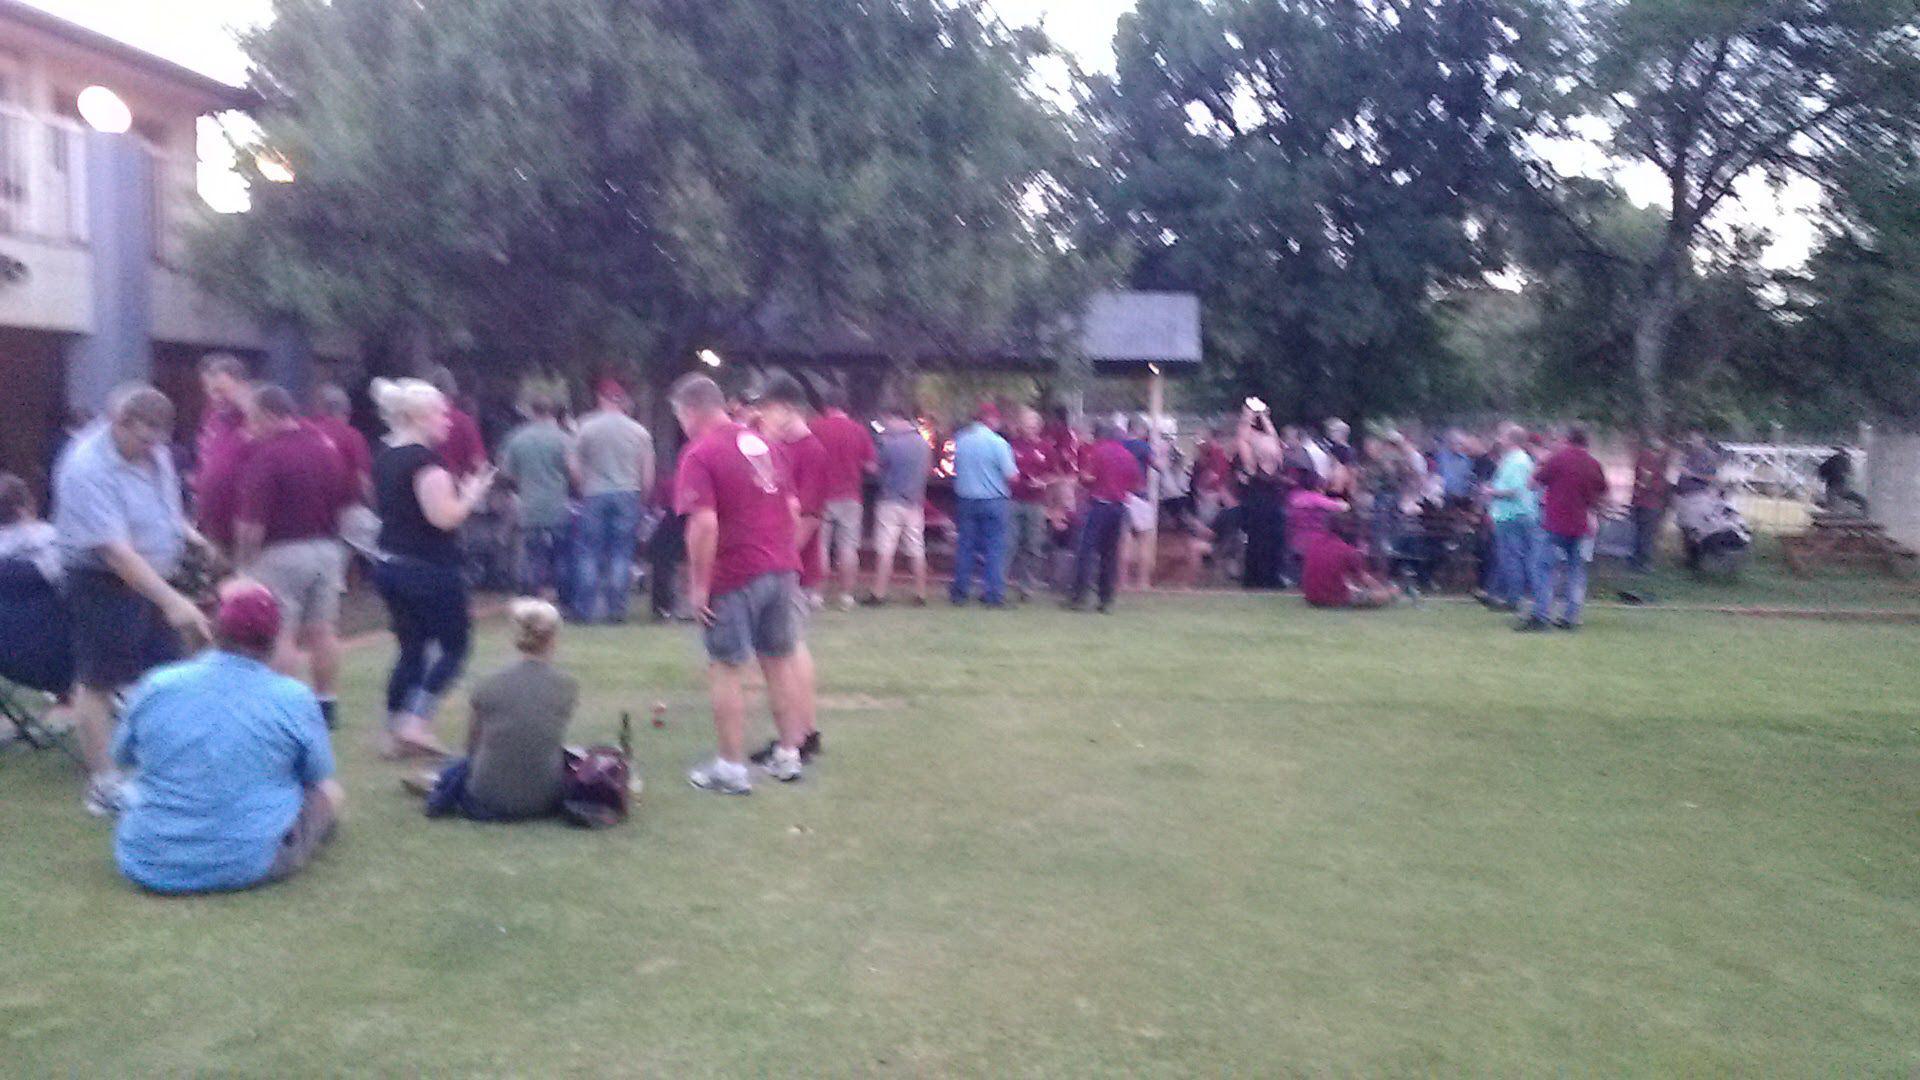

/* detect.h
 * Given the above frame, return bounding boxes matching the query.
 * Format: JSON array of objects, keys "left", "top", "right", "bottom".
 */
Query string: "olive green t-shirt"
[{"left": 466, "top": 658, "right": 578, "bottom": 818}]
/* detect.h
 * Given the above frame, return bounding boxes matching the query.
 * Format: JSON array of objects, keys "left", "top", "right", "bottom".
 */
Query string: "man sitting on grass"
[
  {"left": 1300, "top": 515, "right": 1396, "bottom": 610},
  {"left": 112, "top": 580, "right": 343, "bottom": 894}
]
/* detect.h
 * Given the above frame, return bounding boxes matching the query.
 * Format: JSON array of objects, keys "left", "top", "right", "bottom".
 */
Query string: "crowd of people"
[{"left": 0, "top": 349, "right": 1754, "bottom": 895}]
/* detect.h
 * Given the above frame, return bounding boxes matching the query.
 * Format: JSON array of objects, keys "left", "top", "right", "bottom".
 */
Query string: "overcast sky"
[{"left": 24, "top": 0, "right": 1817, "bottom": 264}]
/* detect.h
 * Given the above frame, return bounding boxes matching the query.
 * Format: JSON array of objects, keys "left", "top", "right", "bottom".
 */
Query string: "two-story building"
[{"left": 0, "top": 0, "right": 312, "bottom": 490}]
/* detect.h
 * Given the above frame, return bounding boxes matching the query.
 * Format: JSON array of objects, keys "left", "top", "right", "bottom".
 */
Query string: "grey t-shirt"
[
  {"left": 876, "top": 427, "right": 932, "bottom": 504},
  {"left": 466, "top": 658, "right": 579, "bottom": 819},
  {"left": 498, "top": 420, "right": 574, "bottom": 528},
  {"left": 574, "top": 411, "right": 655, "bottom": 497},
  {"left": 52, "top": 424, "right": 188, "bottom": 578}
]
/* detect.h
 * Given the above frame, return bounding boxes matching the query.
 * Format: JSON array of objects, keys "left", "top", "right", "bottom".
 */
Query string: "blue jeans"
[
  {"left": 1533, "top": 531, "right": 1588, "bottom": 624},
  {"left": 517, "top": 524, "right": 570, "bottom": 596},
  {"left": 1070, "top": 500, "right": 1126, "bottom": 608},
  {"left": 1490, "top": 519, "right": 1538, "bottom": 606},
  {"left": 574, "top": 492, "right": 642, "bottom": 621},
  {"left": 950, "top": 497, "right": 1011, "bottom": 604}
]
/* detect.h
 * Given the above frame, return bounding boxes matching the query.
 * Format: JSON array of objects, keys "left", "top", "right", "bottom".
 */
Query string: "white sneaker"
[
  {"left": 83, "top": 773, "right": 136, "bottom": 818},
  {"left": 761, "top": 746, "right": 803, "bottom": 783},
  {"left": 688, "top": 758, "right": 752, "bottom": 796},
  {"left": 835, "top": 594, "right": 856, "bottom": 612}
]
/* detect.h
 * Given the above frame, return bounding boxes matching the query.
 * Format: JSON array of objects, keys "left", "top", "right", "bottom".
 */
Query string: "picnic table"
[{"left": 1779, "top": 513, "right": 1918, "bottom": 577}]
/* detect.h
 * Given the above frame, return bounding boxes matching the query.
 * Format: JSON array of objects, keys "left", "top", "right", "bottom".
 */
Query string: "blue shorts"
[{"left": 703, "top": 572, "right": 800, "bottom": 665}]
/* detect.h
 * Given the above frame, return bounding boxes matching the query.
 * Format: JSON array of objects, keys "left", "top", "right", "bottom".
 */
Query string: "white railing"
[
  {"left": 0, "top": 106, "right": 87, "bottom": 244},
  {"left": 1719, "top": 442, "right": 1863, "bottom": 535}
]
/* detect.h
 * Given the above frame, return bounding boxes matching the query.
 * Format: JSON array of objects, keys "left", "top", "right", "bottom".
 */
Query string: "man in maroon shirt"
[
  {"left": 808, "top": 387, "right": 874, "bottom": 610},
  {"left": 1520, "top": 426, "right": 1611, "bottom": 632},
  {"left": 428, "top": 365, "right": 489, "bottom": 479},
  {"left": 233, "top": 385, "right": 356, "bottom": 726},
  {"left": 1066, "top": 420, "right": 1145, "bottom": 613},
  {"left": 747, "top": 374, "right": 826, "bottom": 769},
  {"left": 671, "top": 373, "right": 809, "bottom": 795},
  {"left": 309, "top": 383, "right": 373, "bottom": 502},
  {"left": 1628, "top": 434, "right": 1671, "bottom": 572},
  {"left": 193, "top": 352, "right": 256, "bottom": 551},
  {"left": 1008, "top": 406, "right": 1059, "bottom": 599},
  {"left": 1301, "top": 515, "right": 1394, "bottom": 609}
]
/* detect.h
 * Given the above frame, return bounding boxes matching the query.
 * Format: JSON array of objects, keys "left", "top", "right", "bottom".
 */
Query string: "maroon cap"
[
  {"left": 216, "top": 582, "right": 281, "bottom": 652},
  {"left": 977, "top": 402, "right": 1002, "bottom": 425},
  {"left": 596, "top": 377, "right": 629, "bottom": 402}
]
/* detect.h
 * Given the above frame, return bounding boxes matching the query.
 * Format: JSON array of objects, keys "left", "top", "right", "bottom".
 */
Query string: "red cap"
[
  {"left": 216, "top": 582, "right": 281, "bottom": 652},
  {"left": 596, "top": 377, "right": 629, "bottom": 402},
  {"left": 977, "top": 402, "right": 1002, "bottom": 425}
]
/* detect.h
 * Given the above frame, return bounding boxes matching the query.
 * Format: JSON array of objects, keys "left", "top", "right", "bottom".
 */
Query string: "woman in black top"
[
  {"left": 369, "top": 378, "right": 495, "bottom": 758},
  {"left": 1235, "top": 402, "right": 1289, "bottom": 590}
]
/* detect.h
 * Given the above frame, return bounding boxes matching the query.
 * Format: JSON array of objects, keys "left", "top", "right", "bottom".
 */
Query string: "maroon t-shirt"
[
  {"left": 1301, "top": 533, "right": 1367, "bottom": 608},
  {"left": 235, "top": 425, "right": 355, "bottom": 544},
  {"left": 194, "top": 405, "right": 251, "bottom": 546},
  {"left": 438, "top": 406, "right": 488, "bottom": 479},
  {"left": 809, "top": 409, "right": 875, "bottom": 502},
  {"left": 779, "top": 428, "right": 831, "bottom": 589},
  {"left": 674, "top": 421, "right": 799, "bottom": 597},
  {"left": 1010, "top": 436, "right": 1057, "bottom": 504},
  {"left": 310, "top": 415, "right": 373, "bottom": 492},
  {"left": 1535, "top": 446, "right": 1609, "bottom": 539},
  {"left": 1083, "top": 438, "right": 1145, "bottom": 503}
]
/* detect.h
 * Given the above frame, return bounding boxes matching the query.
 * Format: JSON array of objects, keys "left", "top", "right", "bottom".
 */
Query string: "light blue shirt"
[
  {"left": 52, "top": 423, "right": 188, "bottom": 578},
  {"left": 1489, "top": 448, "right": 1539, "bottom": 524},
  {"left": 113, "top": 652, "right": 335, "bottom": 894},
  {"left": 952, "top": 423, "right": 1016, "bottom": 501}
]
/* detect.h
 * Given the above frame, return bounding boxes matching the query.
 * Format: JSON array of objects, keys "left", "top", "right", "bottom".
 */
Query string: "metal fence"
[{"left": 1719, "top": 442, "right": 1861, "bottom": 536}]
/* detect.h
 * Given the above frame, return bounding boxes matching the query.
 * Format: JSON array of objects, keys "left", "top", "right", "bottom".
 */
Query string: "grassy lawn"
[
  {"left": 1588, "top": 536, "right": 1920, "bottom": 613},
  {"left": 4, "top": 594, "right": 1919, "bottom": 1073}
]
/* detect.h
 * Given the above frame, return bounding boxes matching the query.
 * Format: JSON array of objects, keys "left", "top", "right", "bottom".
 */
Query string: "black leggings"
[{"left": 373, "top": 558, "right": 472, "bottom": 719}]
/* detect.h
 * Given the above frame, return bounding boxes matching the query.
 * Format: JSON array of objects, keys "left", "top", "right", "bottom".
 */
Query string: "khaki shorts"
[
  {"left": 248, "top": 538, "right": 346, "bottom": 628},
  {"left": 823, "top": 499, "right": 864, "bottom": 563},
  {"left": 873, "top": 499, "right": 925, "bottom": 559}
]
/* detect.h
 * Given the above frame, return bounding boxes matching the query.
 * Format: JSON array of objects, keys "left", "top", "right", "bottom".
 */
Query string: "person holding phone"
[
  {"left": 1235, "top": 398, "right": 1288, "bottom": 590},
  {"left": 368, "top": 377, "right": 496, "bottom": 759}
]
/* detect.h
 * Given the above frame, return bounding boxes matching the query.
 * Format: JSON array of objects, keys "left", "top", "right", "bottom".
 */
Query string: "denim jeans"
[
  {"left": 1630, "top": 505, "right": 1665, "bottom": 570},
  {"left": 1070, "top": 500, "right": 1126, "bottom": 608},
  {"left": 1533, "top": 530, "right": 1588, "bottom": 624},
  {"left": 1490, "top": 518, "right": 1538, "bottom": 606},
  {"left": 574, "top": 491, "right": 642, "bottom": 621},
  {"left": 950, "top": 497, "right": 1012, "bottom": 604},
  {"left": 373, "top": 557, "right": 472, "bottom": 719},
  {"left": 1007, "top": 500, "right": 1052, "bottom": 595},
  {"left": 517, "top": 524, "right": 570, "bottom": 596}
]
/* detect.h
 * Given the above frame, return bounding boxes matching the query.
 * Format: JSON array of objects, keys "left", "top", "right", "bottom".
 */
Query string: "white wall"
[
  {"left": 150, "top": 264, "right": 264, "bottom": 349},
  {"left": 0, "top": 234, "right": 89, "bottom": 332},
  {"left": 1866, "top": 425, "right": 1920, "bottom": 549}
]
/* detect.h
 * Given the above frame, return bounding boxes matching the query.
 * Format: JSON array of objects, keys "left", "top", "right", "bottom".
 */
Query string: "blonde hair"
[
  {"left": 369, "top": 377, "right": 445, "bottom": 435},
  {"left": 509, "top": 597, "right": 562, "bottom": 655}
]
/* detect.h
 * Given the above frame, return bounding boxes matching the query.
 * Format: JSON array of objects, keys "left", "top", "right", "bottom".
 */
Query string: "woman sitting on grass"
[
  {"left": 405, "top": 598, "right": 579, "bottom": 821},
  {"left": 0, "top": 472, "right": 60, "bottom": 584}
]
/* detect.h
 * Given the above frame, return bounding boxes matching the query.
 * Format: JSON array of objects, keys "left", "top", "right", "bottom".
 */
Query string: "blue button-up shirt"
[
  {"left": 113, "top": 651, "right": 334, "bottom": 893},
  {"left": 951, "top": 423, "right": 1015, "bottom": 501},
  {"left": 52, "top": 423, "right": 188, "bottom": 578}
]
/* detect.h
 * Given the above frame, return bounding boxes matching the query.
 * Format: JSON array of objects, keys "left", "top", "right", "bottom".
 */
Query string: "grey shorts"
[
  {"left": 265, "top": 792, "right": 338, "bottom": 884},
  {"left": 247, "top": 538, "right": 346, "bottom": 628},
  {"left": 703, "top": 571, "right": 800, "bottom": 665},
  {"left": 823, "top": 499, "right": 863, "bottom": 562}
]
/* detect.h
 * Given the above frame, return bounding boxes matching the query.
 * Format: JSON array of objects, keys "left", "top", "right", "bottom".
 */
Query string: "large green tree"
[
  {"left": 1091, "top": 0, "right": 1552, "bottom": 422},
  {"left": 1540, "top": 0, "right": 1920, "bottom": 430},
  {"left": 197, "top": 0, "right": 1107, "bottom": 384}
]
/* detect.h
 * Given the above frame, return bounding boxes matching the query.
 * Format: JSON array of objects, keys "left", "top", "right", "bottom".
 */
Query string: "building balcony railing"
[{"left": 0, "top": 105, "right": 88, "bottom": 244}]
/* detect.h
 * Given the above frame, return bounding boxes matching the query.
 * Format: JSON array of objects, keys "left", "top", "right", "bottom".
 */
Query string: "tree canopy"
[{"left": 199, "top": 0, "right": 1110, "bottom": 382}]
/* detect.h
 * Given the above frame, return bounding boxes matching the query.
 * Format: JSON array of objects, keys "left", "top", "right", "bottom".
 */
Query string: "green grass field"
[{"left": 4, "top": 593, "right": 1919, "bottom": 1074}]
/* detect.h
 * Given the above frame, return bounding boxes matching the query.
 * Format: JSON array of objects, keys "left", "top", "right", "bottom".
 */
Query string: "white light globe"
[{"left": 78, "top": 86, "right": 133, "bottom": 134}]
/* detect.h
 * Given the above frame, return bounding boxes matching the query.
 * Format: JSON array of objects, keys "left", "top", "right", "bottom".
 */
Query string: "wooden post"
[{"left": 1144, "top": 364, "right": 1165, "bottom": 588}]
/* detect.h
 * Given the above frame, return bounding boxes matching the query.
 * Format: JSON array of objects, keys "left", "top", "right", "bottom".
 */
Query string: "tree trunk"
[{"left": 1631, "top": 244, "right": 1683, "bottom": 435}]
